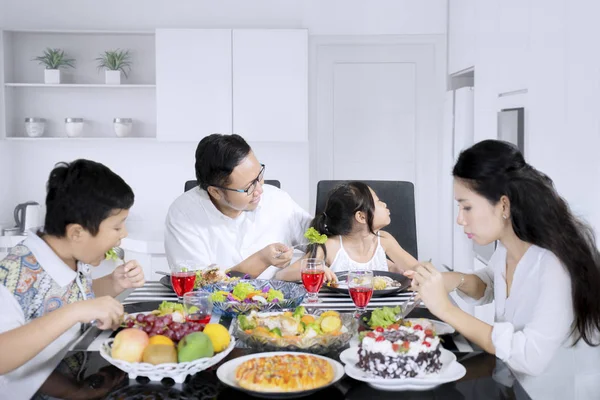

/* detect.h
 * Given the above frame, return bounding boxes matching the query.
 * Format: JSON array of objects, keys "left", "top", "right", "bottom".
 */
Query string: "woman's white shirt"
[{"left": 457, "top": 242, "right": 600, "bottom": 399}]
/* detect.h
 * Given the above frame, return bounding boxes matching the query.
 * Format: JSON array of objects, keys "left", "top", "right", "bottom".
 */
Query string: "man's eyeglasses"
[{"left": 211, "top": 164, "right": 265, "bottom": 196}]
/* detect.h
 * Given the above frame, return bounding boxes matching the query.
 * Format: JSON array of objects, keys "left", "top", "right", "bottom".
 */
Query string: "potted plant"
[
  {"left": 33, "top": 48, "right": 75, "bottom": 84},
  {"left": 96, "top": 49, "right": 132, "bottom": 85}
]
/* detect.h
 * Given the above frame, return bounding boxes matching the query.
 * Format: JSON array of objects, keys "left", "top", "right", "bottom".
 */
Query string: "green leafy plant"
[
  {"left": 96, "top": 49, "right": 132, "bottom": 78},
  {"left": 33, "top": 48, "right": 75, "bottom": 70}
]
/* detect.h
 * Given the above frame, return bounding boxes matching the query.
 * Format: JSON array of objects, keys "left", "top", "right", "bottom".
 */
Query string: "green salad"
[{"left": 210, "top": 282, "right": 284, "bottom": 305}]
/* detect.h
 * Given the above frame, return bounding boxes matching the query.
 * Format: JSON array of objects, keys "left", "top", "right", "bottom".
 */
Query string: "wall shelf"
[{"left": 5, "top": 83, "right": 156, "bottom": 88}]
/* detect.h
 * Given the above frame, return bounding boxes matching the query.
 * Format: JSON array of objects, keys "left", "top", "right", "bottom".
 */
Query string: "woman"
[{"left": 409, "top": 140, "right": 600, "bottom": 398}]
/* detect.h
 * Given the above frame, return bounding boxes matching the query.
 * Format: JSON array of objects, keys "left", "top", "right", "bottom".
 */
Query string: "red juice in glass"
[
  {"left": 302, "top": 270, "right": 325, "bottom": 293},
  {"left": 186, "top": 314, "right": 211, "bottom": 325},
  {"left": 171, "top": 271, "right": 196, "bottom": 297},
  {"left": 349, "top": 287, "right": 373, "bottom": 308}
]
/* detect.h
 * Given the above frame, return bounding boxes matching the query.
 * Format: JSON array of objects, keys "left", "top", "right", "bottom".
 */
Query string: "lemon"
[
  {"left": 320, "top": 310, "right": 340, "bottom": 318},
  {"left": 320, "top": 315, "right": 342, "bottom": 333},
  {"left": 203, "top": 323, "right": 231, "bottom": 353},
  {"left": 148, "top": 335, "right": 175, "bottom": 347}
]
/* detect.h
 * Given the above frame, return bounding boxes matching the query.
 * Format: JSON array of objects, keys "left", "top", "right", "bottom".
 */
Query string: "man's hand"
[{"left": 260, "top": 243, "right": 293, "bottom": 268}]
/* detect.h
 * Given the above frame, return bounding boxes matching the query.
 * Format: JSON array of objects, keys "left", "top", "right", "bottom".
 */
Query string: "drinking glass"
[
  {"left": 183, "top": 291, "right": 213, "bottom": 328},
  {"left": 170, "top": 260, "right": 198, "bottom": 301},
  {"left": 300, "top": 258, "right": 326, "bottom": 303},
  {"left": 348, "top": 269, "right": 374, "bottom": 317}
]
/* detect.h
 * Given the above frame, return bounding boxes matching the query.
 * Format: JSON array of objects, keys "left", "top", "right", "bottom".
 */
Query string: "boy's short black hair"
[
  {"left": 194, "top": 134, "right": 251, "bottom": 191},
  {"left": 44, "top": 159, "right": 134, "bottom": 237}
]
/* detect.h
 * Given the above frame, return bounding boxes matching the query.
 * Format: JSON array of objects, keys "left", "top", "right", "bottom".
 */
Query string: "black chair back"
[
  {"left": 315, "top": 180, "right": 418, "bottom": 259},
  {"left": 184, "top": 180, "right": 281, "bottom": 192}
]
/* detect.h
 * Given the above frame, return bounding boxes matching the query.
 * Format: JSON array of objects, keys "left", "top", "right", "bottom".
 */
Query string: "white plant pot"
[
  {"left": 105, "top": 70, "right": 121, "bottom": 85},
  {"left": 113, "top": 118, "right": 133, "bottom": 137},
  {"left": 44, "top": 69, "right": 60, "bottom": 84}
]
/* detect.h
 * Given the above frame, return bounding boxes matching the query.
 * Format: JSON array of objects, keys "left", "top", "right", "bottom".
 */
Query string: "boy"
[{"left": 0, "top": 159, "right": 145, "bottom": 399}]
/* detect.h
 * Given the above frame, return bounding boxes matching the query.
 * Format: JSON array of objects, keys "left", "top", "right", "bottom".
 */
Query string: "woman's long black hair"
[
  {"left": 307, "top": 182, "right": 376, "bottom": 260},
  {"left": 454, "top": 139, "right": 600, "bottom": 345}
]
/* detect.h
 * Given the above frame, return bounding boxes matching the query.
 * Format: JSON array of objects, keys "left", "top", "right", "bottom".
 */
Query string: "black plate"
[
  {"left": 159, "top": 270, "right": 247, "bottom": 291},
  {"left": 324, "top": 270, "right": 411, "bottom": 297}
]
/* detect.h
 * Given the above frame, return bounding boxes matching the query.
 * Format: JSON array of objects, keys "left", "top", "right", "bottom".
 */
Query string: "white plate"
[
  {"left": 340, "top": 347, "right": 466, "bottom": 391},
  {"left": 404, "top": 318, "right": 456, "bottom": 335},
  {"left": 216, "top": 351, "right": 345, "bottom": 398}
]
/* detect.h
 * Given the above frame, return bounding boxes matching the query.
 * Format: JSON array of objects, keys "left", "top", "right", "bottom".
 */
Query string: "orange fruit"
[{"left": 148, "top": 335, "right": 175, "bottom": 346}]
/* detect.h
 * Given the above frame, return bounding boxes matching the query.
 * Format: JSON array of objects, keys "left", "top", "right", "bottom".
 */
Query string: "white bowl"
[{"left": 100, "top": 337, "right": 235, "bottom": 383}]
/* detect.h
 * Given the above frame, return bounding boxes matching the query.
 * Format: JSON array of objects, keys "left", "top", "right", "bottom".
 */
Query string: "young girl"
[{"left": 276, "top": 181, "right": 418, "bottom": 281}]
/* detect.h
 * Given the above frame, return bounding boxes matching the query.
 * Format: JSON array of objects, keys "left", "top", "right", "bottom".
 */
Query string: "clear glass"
[
  {"left": 347, "top": 269, "right": 374, "bottom": 317},
  {"left": 183, "top": 291, "right": 213, "bottom": 327},
  {"left": 300, "top": 258, "right": 326, "bottom": 303},
  {"left": 170, "top": 260, "right": 198, "bottom": 301}
]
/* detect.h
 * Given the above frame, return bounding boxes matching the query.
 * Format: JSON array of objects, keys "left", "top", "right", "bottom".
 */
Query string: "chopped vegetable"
[{"left": 304, "top": 227, "right": 328, "bottom": 244}]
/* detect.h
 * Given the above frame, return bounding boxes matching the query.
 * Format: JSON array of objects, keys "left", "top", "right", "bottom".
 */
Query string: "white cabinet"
[
  {"left": 232, "top": 30, "right": 307, "bottom": 142},
  {"left": 155, "top": 29, "right": 307, "bottom": 142},
  {"left": 156, "top": 29, "right": 232, "bottom": 141}
]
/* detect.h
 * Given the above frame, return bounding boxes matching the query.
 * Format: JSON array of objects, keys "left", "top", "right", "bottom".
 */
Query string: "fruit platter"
[
  {"left": 100, "top": 304, "right": 235, "bottom": 383},
  {"left": 233, "top": 306, "right": 357, "bottom": 354},
  {"left": 203, "top": 279, "right": 306, "bottom": 316}
]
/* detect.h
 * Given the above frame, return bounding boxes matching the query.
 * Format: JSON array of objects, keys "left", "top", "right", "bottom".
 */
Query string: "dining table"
[{"left": 33, "top": 281, "right": 532, "bottom": 400}]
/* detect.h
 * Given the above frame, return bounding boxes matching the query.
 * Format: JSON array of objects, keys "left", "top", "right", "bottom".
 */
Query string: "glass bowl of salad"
[{"left": 202, "top": 280, "right": 306, "bottom": 316}]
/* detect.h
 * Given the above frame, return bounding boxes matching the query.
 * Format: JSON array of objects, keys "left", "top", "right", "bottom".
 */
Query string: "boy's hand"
[
  {"left": 112, "top": 260, "right": 145, "bottom": 292},
  {"left": 71, "top": 296, "right": 124, "bottom": 330}
]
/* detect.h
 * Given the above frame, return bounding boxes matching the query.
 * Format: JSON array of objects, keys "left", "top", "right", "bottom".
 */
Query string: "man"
[{"left": 165, "top": 134, "right": 312, "bottom": 279}]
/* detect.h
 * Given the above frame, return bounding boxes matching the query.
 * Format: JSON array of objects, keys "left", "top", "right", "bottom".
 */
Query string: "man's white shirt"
[{"left": 165, "top": 185, "right": 312, "bottom": 279}]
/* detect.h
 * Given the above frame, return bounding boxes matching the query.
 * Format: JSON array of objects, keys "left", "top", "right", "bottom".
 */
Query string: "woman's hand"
[{"left": 405, "top": 262, "right": 454, "bottom": 319}]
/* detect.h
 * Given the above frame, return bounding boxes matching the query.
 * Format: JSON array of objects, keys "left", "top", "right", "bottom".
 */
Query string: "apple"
[{"left": 112, "top": 328, "right": 150, "bottom": 363}]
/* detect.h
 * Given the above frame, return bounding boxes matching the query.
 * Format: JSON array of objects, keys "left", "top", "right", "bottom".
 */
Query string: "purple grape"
[
  {"left": 171, "top": 323, "right": 182, "bottom": 332},
  {"left": 146, "top": 314, "right": 156, "bottom": 324},
  {"left": 136, "top": 314, "right": 145, "bottom": 323},
  {"left": 163, "top": 314, "right": 173, "bottom": 324},
  {"left": 126, "top": 321, "right": 135, "bottom": 328},
  {"left": 154, "top": 320, "right": 164, "bottom": 329},
  {"left": 174, "top": 331, "right": 183, "bottom": 342},
  {"left": 143, "top": 325, "right": 152, "bottom": 333}
]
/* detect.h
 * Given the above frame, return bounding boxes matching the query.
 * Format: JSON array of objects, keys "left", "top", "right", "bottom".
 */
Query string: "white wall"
[
  {"left": 1, "top": 0, "right": 447, "bottom": 237},
  {"left": 447, "top": 0, "right": 475, "bottom": 74},
  {"left": 6, "top": 140, "right": 309, "bottom": 229},
  {"left": 448, "top": 0, "right": 600, "bottom": 237},
  {"left": 0, "top": 0, "right": 446, "bottom": 35}
]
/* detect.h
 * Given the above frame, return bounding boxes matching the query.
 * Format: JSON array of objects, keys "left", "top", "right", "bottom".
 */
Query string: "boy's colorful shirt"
[{"left": 0, "top": 241, "right": 95, "bottom": 323}]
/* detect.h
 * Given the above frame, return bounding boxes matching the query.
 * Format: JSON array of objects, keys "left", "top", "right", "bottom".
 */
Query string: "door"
[{"left": 313, "top": 37, "right": 444, "bottom": 260}]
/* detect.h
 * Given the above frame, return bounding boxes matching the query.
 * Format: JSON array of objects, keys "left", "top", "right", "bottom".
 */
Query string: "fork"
[
  {"left": 396, "top": 258, "right": 432, "bottom": 320},
  {"left": 275, "top": 242, "right": 310, "bottom": 258}
]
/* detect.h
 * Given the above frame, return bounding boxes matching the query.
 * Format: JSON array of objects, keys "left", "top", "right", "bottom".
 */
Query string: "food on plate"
[
  {"left": 210, "top": 282, "right": 285, "bottom": 304},
  {"left": 304, "top": 227, "right": 328, "bottom": 244},
  {"left": 235, "top": 354, "right": 334, "bottom": 392},
  {"left": 357, "top": 323, "right": 442, "bottom": 378},
  {"left": 237, "top": 306, "right": 347, "bottom": 340},
  {"left": 194, "top": 267, "right": 242, "bottom": 288},
  {"left": 372, "top": 276, "right": 403, "bottom": 290},
  {"left": 110, "top": 323, "right": 228, "bottom": 365},
  {"left": 364, "top": 305, "right": 410, "bottom": 328},
  {"left": 111, "top": 328, "right": 150, "bottom": 363}
]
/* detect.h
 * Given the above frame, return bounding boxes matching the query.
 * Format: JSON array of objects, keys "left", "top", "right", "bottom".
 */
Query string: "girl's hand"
[
  {"left": 408, "top": 262, "right": 454, "bottom": 318},
  {"left": 324, "top": 267, "right": 337, "bottom": 283}
]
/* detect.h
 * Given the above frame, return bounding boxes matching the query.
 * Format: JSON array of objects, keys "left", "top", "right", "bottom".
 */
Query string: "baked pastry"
[{"left": 235, "top": 354, "right": 334, "bottom": 392}]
